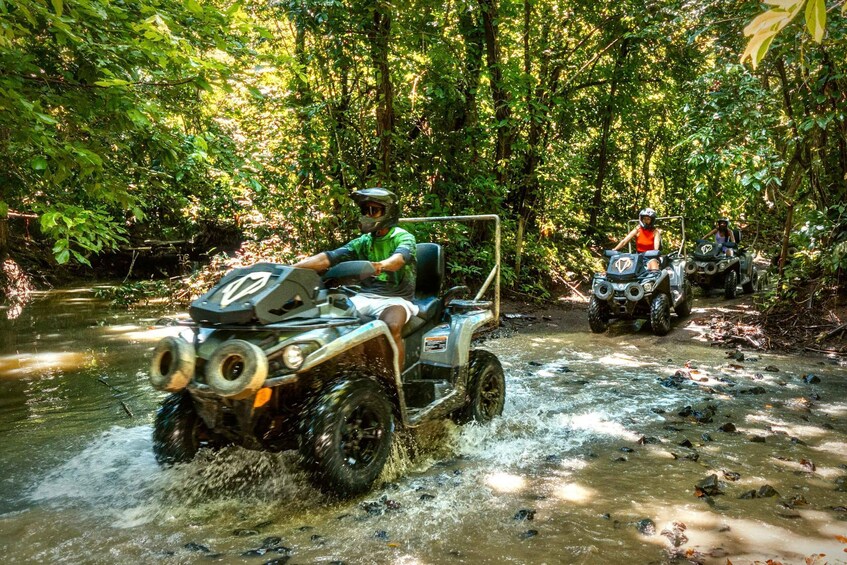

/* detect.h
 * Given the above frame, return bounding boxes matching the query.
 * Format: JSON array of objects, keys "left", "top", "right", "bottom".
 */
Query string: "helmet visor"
[{"left": 360, "top": 203, "right": 385, "bottom": 218}]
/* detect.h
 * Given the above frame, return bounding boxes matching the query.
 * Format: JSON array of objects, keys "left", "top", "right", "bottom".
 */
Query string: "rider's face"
[
  {"left": 361, "top": 203, "right": 385, "bottom": 218},
  {"left": 641, "top": 216, "right": 652, "bottom": 226}
]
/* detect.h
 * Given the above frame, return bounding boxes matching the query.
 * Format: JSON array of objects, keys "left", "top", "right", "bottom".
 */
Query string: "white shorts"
[{"left": 350, "top": 293, "right": 420, "bottom": 323}]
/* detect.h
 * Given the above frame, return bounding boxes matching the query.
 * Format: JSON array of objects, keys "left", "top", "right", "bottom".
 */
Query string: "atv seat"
[{"left": 402, "top": 243, "right": 444, "bottom": 337}]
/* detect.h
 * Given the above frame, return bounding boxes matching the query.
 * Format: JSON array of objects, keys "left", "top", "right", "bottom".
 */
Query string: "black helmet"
[
  {"left": 351, "top": 188, "right": 400, "bottom": 234},
  {"left": 638, "top": 208, "right": 657, "bottom": 230}
]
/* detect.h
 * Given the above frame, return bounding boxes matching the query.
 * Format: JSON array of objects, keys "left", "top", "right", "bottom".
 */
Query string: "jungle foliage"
[{"left": 1, "top": 0, "right": 845, "bottom": 308}]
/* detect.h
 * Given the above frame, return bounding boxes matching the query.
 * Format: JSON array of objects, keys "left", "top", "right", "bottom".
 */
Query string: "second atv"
[
  {"left": 588, "top": 216, "right": 692, "bottom": 336},
  {"left": 686, "top": 230, "right": 757, "bottom": 299}
]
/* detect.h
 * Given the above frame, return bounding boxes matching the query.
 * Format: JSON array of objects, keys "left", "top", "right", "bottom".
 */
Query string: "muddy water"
[{"left": 1, "top": 289, "right": 846, "bottom": 564}]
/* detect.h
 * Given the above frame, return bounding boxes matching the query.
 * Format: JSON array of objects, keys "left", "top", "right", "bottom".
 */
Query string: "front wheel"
[
  {"left": 301, "top": 377, "right": 394, "bottom": 496},
  {"left": 724, "top": 270, "right": 738, "bottom": 299},
  {"left": 587, "top": 296, "right": 612, "bottom": 333},
  {"left": 742, "top": 268, "right": 757, "bottom": 294},
  {"left": 461, "top": 349, "right": 506, "bottom": 423},
  {"left": 153, "top": 391, "right": 221, "bottom": 465},
  {"left": 650, "top": 293, "right": 671, "bottom": 336},
  {"left": 674, "top": 280, "right": 692, "bottom": 318}
]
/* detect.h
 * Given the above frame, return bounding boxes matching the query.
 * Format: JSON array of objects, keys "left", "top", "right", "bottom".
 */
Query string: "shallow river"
[{"left": 1, "top": 289, "right": 846, "bottom": 564}]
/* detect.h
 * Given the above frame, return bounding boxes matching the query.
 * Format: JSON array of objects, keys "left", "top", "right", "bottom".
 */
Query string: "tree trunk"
[
  {"left": 479, "top": 0, "right": 511, "bottom": 186},
  {"left": 586, "top": 37, "right": 629, "bottom": 237},
  {"left": 368, "top": 4, "right": 395, "bottom": 184}
]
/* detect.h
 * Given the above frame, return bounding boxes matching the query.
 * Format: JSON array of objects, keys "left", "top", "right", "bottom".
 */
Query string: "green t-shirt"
[{"left": 326, "top": 226, "right": 417, "bottom": 300}]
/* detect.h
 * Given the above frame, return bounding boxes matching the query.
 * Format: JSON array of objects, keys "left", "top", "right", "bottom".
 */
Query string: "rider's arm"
[
  {"left": 293, "top": 252, "right": 331, "bottom": 272},
  {"left": 728, "top": 230, "right": 736, "bottom": 242},
  {"left": 654, "top": 229, "right": 661, "bottom": 250},
  {"left": 613, "top": 227, "right": 638, "bottom": 251},
  {"left": 704, "top": 228, "right": 717, "bottom": 238},
  {"left": 373, "top": 252, "right": 406, "bottom": 275}
]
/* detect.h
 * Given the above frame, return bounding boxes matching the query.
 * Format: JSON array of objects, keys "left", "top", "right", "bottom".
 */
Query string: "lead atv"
[
  {"left": 588, "top": 216, "right": 692, "bottom": 336},
  {"left": 685, "top": 234, "right": 757, "bottom": 299},
  {"left": 147, "top": 215, "right": 505, "bottom": 496}
]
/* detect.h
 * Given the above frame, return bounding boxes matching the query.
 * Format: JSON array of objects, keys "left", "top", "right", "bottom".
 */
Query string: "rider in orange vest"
[{"left": 613, "top": 208, "right": 661, "bottom": 270}]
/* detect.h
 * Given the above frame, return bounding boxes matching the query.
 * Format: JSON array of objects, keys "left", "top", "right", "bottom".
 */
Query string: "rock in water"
[
  {"left": 514, "top": 509, "right": 536, "bottom": 521},
  {"left": 695, "top": 474, "right": 724, "bottom": 497},
  {"left": 636, "top": 519, "right": 656, "bottom": 535},
  {"left": 757, "top": 485, "right": 779, "bottom": 498}
]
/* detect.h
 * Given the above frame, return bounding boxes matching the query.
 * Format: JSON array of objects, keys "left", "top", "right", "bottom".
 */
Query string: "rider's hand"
[{"left": 372, "top": 261, "right": 383, "bottom": 275}]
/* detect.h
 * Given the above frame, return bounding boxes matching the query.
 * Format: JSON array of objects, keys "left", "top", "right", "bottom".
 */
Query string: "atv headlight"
[
  {"left": 282, "top": 344, "right": 305, "bottom": 369},
  {"left": 718, "top": 260, "right": 729, "bottom": 271},
  {"left": 642, "top": 281, "right": 654, "bottom": 292}
]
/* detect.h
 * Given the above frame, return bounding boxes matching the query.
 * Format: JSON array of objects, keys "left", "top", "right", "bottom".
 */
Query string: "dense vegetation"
[{"left": 1, "top": 0, "right": 845, "bottom": 311}]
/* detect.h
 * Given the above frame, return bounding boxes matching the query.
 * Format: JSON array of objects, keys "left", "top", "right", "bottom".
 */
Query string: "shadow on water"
[{"left": 1, "top": 288, "right": 846, "bottom": 564}]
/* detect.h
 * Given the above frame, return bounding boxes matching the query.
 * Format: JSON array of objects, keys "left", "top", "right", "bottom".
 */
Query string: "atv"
[
  {"left": 588, "top": 215, "right": 692, "bottom": 336},
  {"left": 685, "top": 229, "right": 757, "bottom": 299},
  {"left": 148, "top": 215, "right": 505, "bottom": 496}
]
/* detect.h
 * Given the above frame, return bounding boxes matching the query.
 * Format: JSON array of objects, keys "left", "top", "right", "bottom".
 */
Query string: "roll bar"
[{"left": 399, "top": 215, "right": 501, "bottom": 325}]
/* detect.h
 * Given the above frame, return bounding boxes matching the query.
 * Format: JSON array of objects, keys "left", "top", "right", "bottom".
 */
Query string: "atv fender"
[
  {"left": 651, "top": 271, "right": 672, "bottom": 296},
  {"left": 419, "top": 310, "right": 494, "bottom": 368}
]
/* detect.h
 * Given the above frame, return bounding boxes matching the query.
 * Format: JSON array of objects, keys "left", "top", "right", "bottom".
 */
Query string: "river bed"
[{"left": 1, "top": 289, "right": 846, "bottom": 564}]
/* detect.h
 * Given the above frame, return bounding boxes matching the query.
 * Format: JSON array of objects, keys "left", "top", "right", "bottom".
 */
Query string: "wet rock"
[
  {"left": 722, "top": 471, "right": 741, "bottom": 481},
  {"left": 787, "top": 495, "right": 808, "bottom": 506},
  {"left": 718, "top": 525, "right": 731, "bottom": 532},
  {"left": 419, "top": 493, "right": 435, "bottom": 501},
  {"left": 613, "top": 456, "right": 628, "bottom": 462},
  {"left": 310, "top": 534, "right": 323, "bottom": 542},
  {"left": 740, "top": 386, "right": 767, "bottom": 395},
  {"left": 261, "top": 537, "right": 282, "bottom": 549},
  {"left": 361, "top": 501, "right": 383, "bottom": 515},
  {"left": 234, "top": 529, "right": 259, "bottom": 537},
  {"left": 800, "top": 459, "right": 816, "bottom": 472},
  {"left": 678, "top": 438, "right": 693, "bottom": 448},
  {"left": 637, "top": 436, "right": 661, "bottom": 445},
  {"left": 254, "top": 521, "right": 273, "bottom": 530},
  {"left": 764, "top": 365, "right": 780, "bottom": 372},
  {"left": 695, "top": 474, "right": 724, "bottom": 497},
  {"left": 719, "top": 423, "right": 737, "bottom": 433},
  {"left": 701, "top": 433, "right": 713, "bottom": 442},
  {"left": 684, "top": 452, "right": 700, "bottom": 462},
  {"left": 556, "top": 366, "right": 573, "bottom": 373},
  {"left": 835, "top": 476, "right": 847, "bottom": 492},
  {"left": 636, "top": 519, "right": 656, "bottom": 536},
  {"left": 650, "top": 407, "right": 666, "bottom": 414},
  {"left": 373, "top": 531, "right": 389, "bottom": 540},
  {"left": 262, "top": 558, "right": 290, "bottom": 565},
  {"left": 659, "top": 375, "right": 686, "bottom": 388},
  {"left": 753, "top": 373, "right": 764, "bottom": 380},
  {"left": 528, "top": 361, "right": 543, "bottom": 367},
  {"left": 790, "top": 437, "right": 807, "bottom": 445},
  {"left": 298, "top": 525, "right": 314, "bottom": 531},
  {"left": 600, "top": 513, "right": 611, "bottom": 520},
  {"left": 184, "top": 543, "right": 210, "bottom": 553},
  {"left": 749, "top": 435, "right": 766, "bottom": 443},
  {"left": 809, "top": 392, "right": 821, "bottom": 401},
  {"left": 738, "top": 490, "right": 757, "bottom": 499},
  {"left": 692, "top": 410, "right": 714, "bottom": 423},
  {"left": 758, "top": 485, "right": 779, "bottom": 498},
  {"left": 822, "top": 423, "right": 835, "bottom": 430},
  {"left": 830, "top": 506, "right": 847, "bottom": 512},
  {"left": 664, "top": 425, "right": 684, "bottom": 432},
  {"left": 519, "top": 529, "right": 538, "bottom": 540},
  {"left": 619, "top": 447, "right": 635, "bottom": 453},
  {"left": 802, "top": 374, "right": 821, "bottom": 384},
  {"left": 660, "top": 522, "right": 688, "bottom": 547},
  {"left": 678, "top": 405, "right": 693, "bottom": 417},
  {"left": 726, "top": 350, "right": 745, "bottom": 361},
  {"left": 514, "top": 509, "right": 536, "bottom": 521}
]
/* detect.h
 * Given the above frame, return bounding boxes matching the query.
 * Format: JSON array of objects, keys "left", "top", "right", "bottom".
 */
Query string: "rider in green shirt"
[{"left": 294, "top": 188, "right": 418, "bottom": 367}]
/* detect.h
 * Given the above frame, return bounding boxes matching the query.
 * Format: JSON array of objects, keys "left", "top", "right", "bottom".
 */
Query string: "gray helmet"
[
  {"left": 716, "top": 217, "right": 730, "bottom": 230},
  {"left": 351, "top": 188, "right": 399, "bottom": 234},
  {"left": 638, "top": 208, "right": 657, "bottom": 230}
]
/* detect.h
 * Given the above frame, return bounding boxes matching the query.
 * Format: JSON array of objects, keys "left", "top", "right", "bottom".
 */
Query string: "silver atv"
[
  {"left": 588, "top": 215, "right": 692, "bottom": 336},
  {"left": 148, "top": 215, "right": 505, "bottom": 496}
]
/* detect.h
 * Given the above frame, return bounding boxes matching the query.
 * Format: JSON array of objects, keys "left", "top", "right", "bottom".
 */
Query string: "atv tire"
[
  {"left": 460, "top": 349, "right": 506, "bottom": 423},
  {"left": 153, "top": 391, "right": 220, "bottom": 465},
  {"left": 742, "top": 268, "right": 756, "bottom": 294},
  {"left": 724, "top": 270, "right": 738, "bottom": 299},
  {"left": 587, "top": 296, "right": 611, "bottom": 333},
  {"left": 675, "top": 280, "right": 692, "bottom": 318},
  {"left": 650, "top": 293, "right": 671, "bottom": 336},
  {"left": 301, "top": 377, "right": 394, "bottom": 496}
]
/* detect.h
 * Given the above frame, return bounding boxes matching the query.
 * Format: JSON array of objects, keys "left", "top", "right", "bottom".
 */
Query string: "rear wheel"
[
  {"left": 301, "top": 377, "right": 394, "bottom": 496},
  {"left": 724, "top": 270, "right": 738, "bottom": 299},
  {"left": 742, "top": 268, "right": 756, "bottom": 294},
  {"left": 588, "top": 296, "right": 611, "bottom": 333},
  {"left": 674, "top": 280, "right": 692, "bottom": 318},
  {"left": 461, "top": 350, "right": 506, "bottom": 423},
  {"left": 153, "top": 391, "right": 221, "bottom": 465},
  {"left": 650, "top": 293, "right": 671, "bottom": 336}
]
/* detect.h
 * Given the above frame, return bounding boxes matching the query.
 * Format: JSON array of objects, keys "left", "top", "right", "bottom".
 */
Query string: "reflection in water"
[{"left": 0, "top": 288, "right": 846, "bottom": 564}]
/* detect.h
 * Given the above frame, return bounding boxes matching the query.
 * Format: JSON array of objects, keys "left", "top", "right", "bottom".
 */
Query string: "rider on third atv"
[
  {"left": 613, "top": 208, "right": 662, "bottom": 270},
  {"left": 294, "top": 188, "right": 417, "bottom": 367},
  {"left": 703, "top": 217, "right": 736, "bottom": 257}
]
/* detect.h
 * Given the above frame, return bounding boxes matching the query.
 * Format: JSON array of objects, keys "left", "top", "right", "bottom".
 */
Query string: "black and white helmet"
[
  {"left": 351, "top": 188, "right": 400, "bottom": 234},
  {"left": 639, "top": 208, "right": 657, "bottom": 230}
]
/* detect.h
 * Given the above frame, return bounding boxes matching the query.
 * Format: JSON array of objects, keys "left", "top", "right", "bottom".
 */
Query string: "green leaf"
[
  {"left": 805, "top": 0, "right": 826, "bottom": 42},
  {"left": 94, "top": 79, "right": 131, "bottom": 87},
  {"left": 51, "top": 0, "right": 62, "bottom": 17},
  {"left": 0, "top": 201, "right": 8, "bottom": 217},
  {"left": 185, "top": 0, "right": 203, "bottom": 15},
  {"left": 56, "top": 249, "right": 70, "bottom": 264},
  {"left": 31, "top": 156, "right": 48, "bottom": 170}
]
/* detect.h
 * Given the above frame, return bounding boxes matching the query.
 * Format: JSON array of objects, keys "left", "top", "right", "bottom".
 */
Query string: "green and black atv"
[{"left": 148, "top": 215, "right": 505, "bottom": 496}]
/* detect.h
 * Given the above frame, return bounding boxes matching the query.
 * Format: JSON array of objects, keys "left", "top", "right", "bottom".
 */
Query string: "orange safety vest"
[{"left": 635, "top": 228, "right": 656, "bottom": 253}]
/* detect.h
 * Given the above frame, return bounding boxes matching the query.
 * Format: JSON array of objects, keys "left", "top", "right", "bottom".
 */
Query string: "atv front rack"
[{"left": 176, "top": 318, "right": 362, "bottom": 331}]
